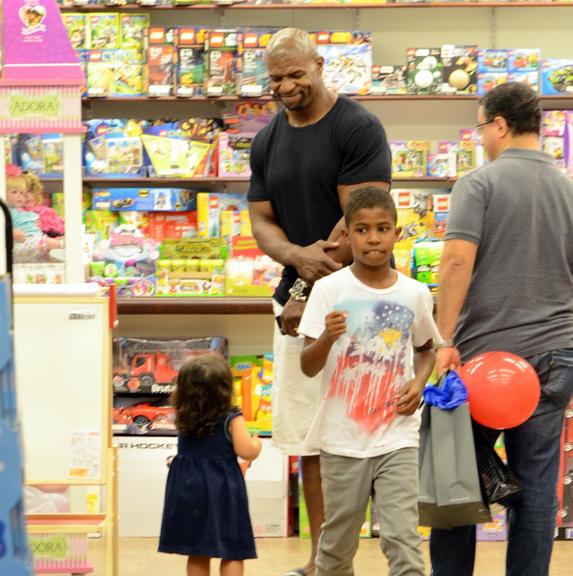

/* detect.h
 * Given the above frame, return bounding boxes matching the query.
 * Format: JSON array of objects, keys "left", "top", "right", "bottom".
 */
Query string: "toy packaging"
[
  {"left": 314, "top": 30, "right": 372, "bottom": 95},
  {"left": 426, "top": 153, "right": 450, "bottom": 178},
  {"left": 370, "top": 64, "right": 407, "bottom": 95},
  {"left": 84, "top": 119, "right": 147, "bottom": 177},
  {"left": 88, "top": 224, "right": 158, "bottom": 297},
  {"left": 92, "top": 187, "right": 197, "bottom": 212},
  {"left": 406, "top": 48, "right": 443, "bottom": 95},
  {"left": 431, "top": 193, "right": 451, "bottom": 239},
  {"left": 390, "top": 141, "right": 429, "bottom": 178},
  {"left": 86, "top": 50, "right": 116, "bottom": 97},
  {"left": 205, "top": 30, "right": 239, "bottom": 97},
  {"left": 223, "top": 101, "right": 278, "bottom": 133},
  {"left": 147, "top": 27, "right": 177, "bottom": 96},
  {"left": 237, "top": 30, "right": 273, "bottom": 97},
  {"left": 508, "top": 71, "right": 539, "bottom": 92},
  {"left": 176, "top": 28, "right": 207, "bottom": 97},
  {"left": 197, "top": 192, "right": 248, "bottom": 238},
  {"left": 120, "top": 13, "right": 149, "bottom": 50},
  {"left": 155, "top": 257, "right": 226, "bottom": 297},
  {"left": 225, "top": 237, "right": 283, "bottom": 297},
  {"left": 231, "top": 354, "right": 273, "bottom": 434},
  {"left": 477, "top": 72, "right": 508, "bottom": 96},
  {"left": 541, "top": 110, "right": 569, "bottom": 173},
  {"left": 541, "top": 59, "right": 573, "bottom": 96},
  {"left": 508, "top": 49, "right": 541, "bottom": 91},
  {"left": 17, "top": 133, "right": 64, "bottom": 176},
  {"left": 477, "top": 505, "right": 507, "bottom": 541},
  {"left": 440, "top": 45, "right": 478, "bottom": 95},
  {"left": 218, "top": 132, "right": 254, "bottom": 178},
  {"left": 508, "top": 48, "right": 541, "bottom": 73},
  {"left": 62, "top": 13, "right": 88, "bottom": 49},
  {"left": 112, "top": 395, "right": 175, "bottom": 435},
  {"left": 438, "top": 140, "right": 477, "bottom": 177},
  {"left": 148, "top": 212, "right": 198, "bottom": 241},
  {"left": 113, "top": 336, "right": 227, "bottom": 394},
  {"left": 87, "top": 13, "right": 119, "bottom": 50},
  {"left": 159, "top": 237, "right": 227, "bottom": 261},
  {"left": 392, "top": 189, "right": 434, "bottom": 275},
  {"left": 141, "top": 134, "right": 212, "bottom": 178},
  {"left": 478, "top": 49, "right": 509, "bottom": 73},
  {"left": 411, "top": 239, "right": 444, "bottom": 294}
]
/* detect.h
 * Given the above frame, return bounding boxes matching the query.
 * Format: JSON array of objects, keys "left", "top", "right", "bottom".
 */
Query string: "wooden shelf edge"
[{"left": 117, "top": 297, "right": 273, "bottom": 314}]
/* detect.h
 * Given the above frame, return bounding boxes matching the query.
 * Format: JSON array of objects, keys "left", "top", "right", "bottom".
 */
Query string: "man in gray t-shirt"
[{"left": 432, "top": 83, "right": 573, "bottom": 576}]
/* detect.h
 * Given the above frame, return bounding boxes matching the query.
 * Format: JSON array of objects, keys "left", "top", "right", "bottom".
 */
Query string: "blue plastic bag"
[{"left": 423, "top": 370, "right": 468, "bottom": 410}]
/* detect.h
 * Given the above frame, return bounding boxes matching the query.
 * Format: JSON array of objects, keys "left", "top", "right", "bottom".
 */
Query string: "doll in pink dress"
[{"left": 22, "top": 171, "right": 65, "bottom": 237}]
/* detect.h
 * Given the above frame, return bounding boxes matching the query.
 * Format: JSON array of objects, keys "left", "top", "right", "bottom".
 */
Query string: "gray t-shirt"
[{"left": 445, "top": 148, "right": 573, "bottom": 361}]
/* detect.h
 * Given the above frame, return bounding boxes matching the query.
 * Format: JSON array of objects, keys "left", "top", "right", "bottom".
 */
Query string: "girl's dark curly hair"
[{"left": 173, "top": 354, "right": 234, "bottom": 437}]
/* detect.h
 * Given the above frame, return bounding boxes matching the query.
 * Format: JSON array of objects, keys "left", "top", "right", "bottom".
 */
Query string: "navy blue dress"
[{"left": 158, "top": 411, "right": 257, "bottom": 559}]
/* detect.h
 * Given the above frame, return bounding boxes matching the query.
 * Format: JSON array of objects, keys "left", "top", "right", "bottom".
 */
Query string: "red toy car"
[{"left": 114, "top": 402, "right": 174, "bottom": 428}]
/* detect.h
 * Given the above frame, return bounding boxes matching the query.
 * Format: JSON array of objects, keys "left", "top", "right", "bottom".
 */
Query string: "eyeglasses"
[{"left": 474, "top": 120, "right": 495, "bottom": 135}]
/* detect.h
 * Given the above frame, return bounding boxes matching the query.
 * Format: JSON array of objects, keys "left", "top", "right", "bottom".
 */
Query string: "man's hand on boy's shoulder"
[{"left": 395, "top": 378, "right": 424, "bottom": 416}]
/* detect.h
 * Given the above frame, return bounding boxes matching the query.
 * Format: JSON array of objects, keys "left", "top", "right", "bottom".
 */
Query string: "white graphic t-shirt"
[{"left": 298, "top": 268, "right": 439, "bottom": 458}]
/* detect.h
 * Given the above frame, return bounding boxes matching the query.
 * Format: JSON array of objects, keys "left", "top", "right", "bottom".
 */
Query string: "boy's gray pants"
[{"left": 317, "top": 448, "right": 425, "bottom": 576}]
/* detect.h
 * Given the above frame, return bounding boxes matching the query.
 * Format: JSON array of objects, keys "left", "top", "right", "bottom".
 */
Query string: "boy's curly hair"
[{"left": 173, "top": 354, "right": 235, "bottom": 437}]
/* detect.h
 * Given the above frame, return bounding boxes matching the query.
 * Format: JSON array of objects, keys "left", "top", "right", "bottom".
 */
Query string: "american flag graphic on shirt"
[{"left": 328, "top": 299, "right": 414, "bottom": 433}]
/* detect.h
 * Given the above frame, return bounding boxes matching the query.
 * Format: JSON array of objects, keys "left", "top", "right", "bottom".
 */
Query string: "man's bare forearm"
[
  {"left": 251, "top": 215, "right": 302, "bottom": 268},
  {"left": 437, "top": 255, "right": 474, "bottom": 340}
]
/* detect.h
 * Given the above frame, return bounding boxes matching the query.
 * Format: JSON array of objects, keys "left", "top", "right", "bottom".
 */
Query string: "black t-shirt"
[{"left": 248, "top": 96, "right": 392, "bottom": 305}]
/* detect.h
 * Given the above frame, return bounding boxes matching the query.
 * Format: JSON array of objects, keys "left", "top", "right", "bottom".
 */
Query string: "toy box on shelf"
[
  {"left": 314, "top": 30, "right": 372, "bottom": 96},
  {"left": 440, "top": 45, "right": 478, "bottom": 95},
  {"left": 225, "top": 236, "right": 283, "bottom": 298},
  {"left": 391, "top": 189, "right": 435, "bottom": 276},
  {"left": 411, "top": 239, "right": 445, "bottom": 296},
  {"left": 92, "top": 187, "right": 197, "bottom": 213},
  {"left": 112, "top": 336, "right": 227, "bottom": 436},
  {"left": 177, "top": 27, "right": 207, "bottom": 98},
  {"left": 406, "top": 48, "right": 443, "bottom": 95},
  {"left": 541, "top": 59, "right": 573, "bottom": 96},
  {"left": 147, "top": 27, "right": 177, "bottom": 97},
  {"left": 541, "top": 110, "right": 573, "bottom": 175},
  {"left": 237, "top": 30, "right": 273, "bottom": 98},
  {"left": 155, "top": 238, "right": 227, "bottom": 297},
  {"left": 113, "top": 336, "right": 227, "bottom": 394},
  {"left": 370, "top": 64, "right": 407, "bottom": 96},
  {"left": 231, "top": 354, "right": 273, "bottom": 435},
  {"left": 390, "top": 141, "right": 429, "bottom": 179},
  {"left": 218, "top": 132, "right": 254, "bottom": 178},
  {"left": 88, "top": 224, "right": 158, "bottom": 298},
  {"left": 205, "top": 30, "right": 239, "bottom": 97}
]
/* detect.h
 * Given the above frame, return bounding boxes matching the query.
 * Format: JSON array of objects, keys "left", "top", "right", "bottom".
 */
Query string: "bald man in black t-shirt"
[{"left": 248, "top": 28, "right": 391, "bottom": 576}]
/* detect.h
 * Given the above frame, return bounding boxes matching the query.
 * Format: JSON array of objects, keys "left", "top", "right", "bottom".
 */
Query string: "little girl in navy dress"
[{"left": 159, "top": 354, "right": 262, "bottom": 576}]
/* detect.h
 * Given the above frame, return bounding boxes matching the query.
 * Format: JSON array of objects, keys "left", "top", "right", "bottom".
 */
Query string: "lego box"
[{"left": 92, "top": 188, "right": 197, "bottom": 212}]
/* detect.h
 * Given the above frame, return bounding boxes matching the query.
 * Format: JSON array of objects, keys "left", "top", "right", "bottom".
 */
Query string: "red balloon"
[{"left": 458, "top": 351, "right": 541, "bottom": 430}]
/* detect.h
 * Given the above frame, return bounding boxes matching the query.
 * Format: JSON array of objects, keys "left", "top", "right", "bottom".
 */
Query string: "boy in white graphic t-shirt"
[{"left": 299, "top": 187, "right": 439, "bottom": 576}]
